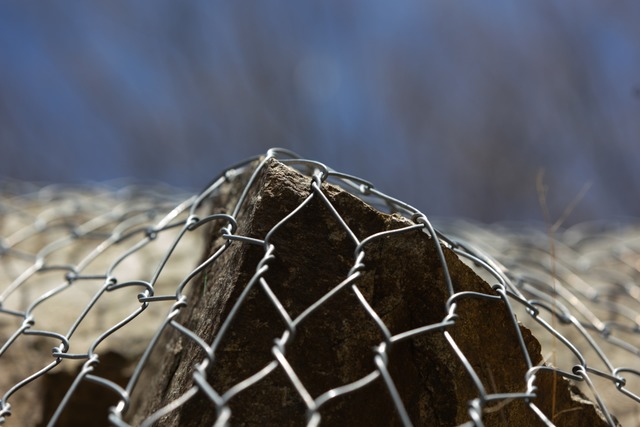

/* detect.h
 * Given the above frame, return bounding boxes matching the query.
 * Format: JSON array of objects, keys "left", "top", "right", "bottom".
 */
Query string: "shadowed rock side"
[{"left": 131, "top": 158, "right": 613, "bottom": 426}]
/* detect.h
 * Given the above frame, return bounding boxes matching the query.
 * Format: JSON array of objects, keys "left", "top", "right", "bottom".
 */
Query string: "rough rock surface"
[{"left": 131, "top": 158, "right": 613, "bottom": 426}]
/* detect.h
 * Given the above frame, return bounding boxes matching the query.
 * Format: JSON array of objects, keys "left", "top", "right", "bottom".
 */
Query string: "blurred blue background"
[{"left": 1, "top": 1, "right": 639, "bottom": 224}]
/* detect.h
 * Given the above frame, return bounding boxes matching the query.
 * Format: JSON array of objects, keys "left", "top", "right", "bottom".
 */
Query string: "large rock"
[{"left": 131, "top": 158, "right": 613, "bottom": 426}]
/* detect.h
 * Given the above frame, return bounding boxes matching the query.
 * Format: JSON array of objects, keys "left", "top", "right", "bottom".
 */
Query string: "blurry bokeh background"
[{"left": 1, "top": 1, "right": 639, "bottom": 224}]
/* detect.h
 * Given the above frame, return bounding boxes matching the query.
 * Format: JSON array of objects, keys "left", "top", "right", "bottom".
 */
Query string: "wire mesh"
[{"left": 0, "top": 148, "right": 639, "bottom": 426}]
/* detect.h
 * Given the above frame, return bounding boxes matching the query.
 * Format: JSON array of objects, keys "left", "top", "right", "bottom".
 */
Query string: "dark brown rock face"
[{"left": 131, "top": 158, "right": 612, "bottom": 426}]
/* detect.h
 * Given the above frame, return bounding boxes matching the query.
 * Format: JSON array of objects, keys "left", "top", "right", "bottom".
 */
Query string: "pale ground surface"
[
  {"left": 0, "top": 185, "right": 205, "bottom": 425},
  {"left": 1, "top": 186, "right": 639, "bottom": 426}
]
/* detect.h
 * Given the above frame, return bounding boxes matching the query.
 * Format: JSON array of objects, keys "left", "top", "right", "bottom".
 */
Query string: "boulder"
[{"left": 131, "top": 158, "right": 613, "bottom": 426}]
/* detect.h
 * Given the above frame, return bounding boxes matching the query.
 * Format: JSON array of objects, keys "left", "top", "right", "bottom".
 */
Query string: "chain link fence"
[{"left": 1, "top": 148, "right": 639, "bottom": 426}]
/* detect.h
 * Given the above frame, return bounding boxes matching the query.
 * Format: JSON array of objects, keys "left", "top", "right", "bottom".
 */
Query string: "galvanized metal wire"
[{"left": 1, "top": 148, "right": 639, "bottom": 426}]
